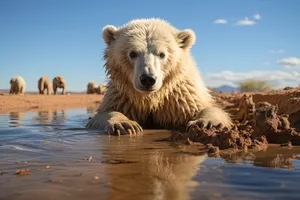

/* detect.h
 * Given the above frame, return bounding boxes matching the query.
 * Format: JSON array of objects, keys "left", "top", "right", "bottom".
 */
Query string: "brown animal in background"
[
  {"left": 98, "top": 84, "right": 108, "bottom": 94},
  {"left": 10, "top": 76, "right": 26, "bottom": 95},
  {"left": 38, "top": 76, "right": 52, "bottom": 95},
  {"left": 52, "top": 76, "right": 66, "bottom": 95},
  {"left": 87, "top": 81, "right": 98, "bottom": 94}
]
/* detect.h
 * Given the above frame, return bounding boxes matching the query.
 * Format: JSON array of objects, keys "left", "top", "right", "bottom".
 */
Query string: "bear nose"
[{"left": 140, "top": 74, "right": 156, "bottom": 88}]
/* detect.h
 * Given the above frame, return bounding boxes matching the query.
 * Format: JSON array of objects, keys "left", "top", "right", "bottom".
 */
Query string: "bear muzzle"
[{"left": 139, "top": 74, "right": 157, "bottom": 89}]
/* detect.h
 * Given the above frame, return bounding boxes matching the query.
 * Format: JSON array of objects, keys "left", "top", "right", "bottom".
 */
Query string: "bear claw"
[
  {"left": 106, "top": 120, "right": 143, "bottom": 136},
  {"left": 186, "top": 119, "right": 222, "bottom": 133}
]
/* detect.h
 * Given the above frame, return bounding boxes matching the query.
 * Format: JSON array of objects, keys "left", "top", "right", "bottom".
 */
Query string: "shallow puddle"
[{"left": 0, "top": 108, "right": 300, "bottom": 200}]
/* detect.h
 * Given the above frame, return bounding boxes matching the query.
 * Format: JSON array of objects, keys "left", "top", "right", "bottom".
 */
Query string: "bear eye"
[
  {"left": 159, "top": 52, "right": 166, "bottom": 59},
  {"left": 129, "top": 51, "right": 138, "bottom": 59}
]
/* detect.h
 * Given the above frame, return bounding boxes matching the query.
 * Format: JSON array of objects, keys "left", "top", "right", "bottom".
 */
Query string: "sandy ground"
[{"left": 0, "top": 93, "right": 103, "bottom": 113}]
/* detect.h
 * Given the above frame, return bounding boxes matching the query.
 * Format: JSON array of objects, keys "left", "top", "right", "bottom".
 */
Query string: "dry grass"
[{"left": 237, "top": 80, "right": 276, "bottom": 92}]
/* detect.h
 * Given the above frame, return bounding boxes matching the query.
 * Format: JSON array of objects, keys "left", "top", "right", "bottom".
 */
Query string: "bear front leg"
[
  {"left": 86, "top": 111, "right": 143, "bottom": 136},
  {"left": 187, "top": 107, "right": 232, "bottom": 132},
  {"left": 61, "top": 87, "right": 65, "bottom": 95},
  {"left": 47, "top": 88, "right": 51, "bottom": 95},
  {"left": 20, "top": 86, "right": 25, "bottom": 95},
  {"left": 53, "top": 86, "right": 57, "bottom": 95}
]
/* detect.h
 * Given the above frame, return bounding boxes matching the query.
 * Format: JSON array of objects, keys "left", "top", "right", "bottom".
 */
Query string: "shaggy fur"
[
  {"left": 10, "top": 76, "right": 26, "bottom": 95},
  {"left": 38, "top": 76, "right": 52, "bottom": 95},
  {"left": 87, "top": 81, "right": 98, "bottom": 94},
  {"left": 86, "top": 18, "right": 232, "bottom": 135},
  {"left": 52, "top": 76, "right": 66, "bottom": 95}
]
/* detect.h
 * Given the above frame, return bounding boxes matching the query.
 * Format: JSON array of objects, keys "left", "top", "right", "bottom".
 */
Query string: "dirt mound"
[
  {"left": 213, "top": 88, "right": 300, "bottom": 130},
  {"left": 172, "top": 88, "right": 300, "bottom": 152},
  {"left": 252, "top": 102, "right": 300, "bottom": 143},
  {"left": 252, "top": 88, "right": 300, "bottom": 130},
  {"left": 171, "top": 123, "right": 268, "bottom": 152}
]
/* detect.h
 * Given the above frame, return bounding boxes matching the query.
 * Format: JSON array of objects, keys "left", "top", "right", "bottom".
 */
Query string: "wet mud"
[{"left": 171, "top": 88, "right": 300, "bottom": 154}]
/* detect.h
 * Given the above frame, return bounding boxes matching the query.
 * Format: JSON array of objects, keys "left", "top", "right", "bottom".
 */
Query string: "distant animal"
[
  {"left": 98, "top": 84, "right": 108, "bottom": 94},
  {"left": 87, "top": 81, "right": 98, "bottom": 94},
  {"left": 38, "top": 76, "right": 52, "bottom": 95},
  {"left": 52, "top": 76, "right": 66, "bottom": 95},
  {"left": 10, "top": 76, "right": 26, "bottom": 95}
]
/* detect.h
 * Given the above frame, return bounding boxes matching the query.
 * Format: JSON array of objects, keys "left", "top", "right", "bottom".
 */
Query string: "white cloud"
[
  {"left": 203, "top": 70, "right": 300, "bottom": 88},
  {"left": 214, "top": 19, "right": 228, "bottom": 24},
  {"left": 235, "top": 17, "right": 256, "bottom": 26},
  {"left": 269, "top": 49, "right": 285, "bottom": 54},
  {"left": 253, "top": 14, "right": 261, "bottom": 20},
  {"left": 277, "top": 57, "right": 300, "bottom": 69}
]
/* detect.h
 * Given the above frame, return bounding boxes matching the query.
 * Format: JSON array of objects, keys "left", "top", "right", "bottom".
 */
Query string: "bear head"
[{"left": 102, "top": 18, "right": 196, "bottom": 94}]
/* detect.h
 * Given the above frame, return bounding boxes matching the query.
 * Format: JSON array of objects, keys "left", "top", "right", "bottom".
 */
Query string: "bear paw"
[
  {"left": 105, "top": 120, "right": 143, "bottom": 136},
  {"left": 186, "top": 118, "right": 223, "bottom": 133}
]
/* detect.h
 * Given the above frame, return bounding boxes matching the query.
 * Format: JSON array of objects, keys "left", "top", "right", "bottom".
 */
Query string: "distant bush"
[{"left": 237, "top": 80, "right": 276, "bottom": 92}]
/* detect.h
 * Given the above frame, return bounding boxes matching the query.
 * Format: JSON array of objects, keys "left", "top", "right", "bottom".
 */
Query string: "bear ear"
[
  {"left": 176, "top": 29, "right": 196, "bottom": 49},
  {"left": 102, "top": 25, "right": 118, "bottom": 45}
]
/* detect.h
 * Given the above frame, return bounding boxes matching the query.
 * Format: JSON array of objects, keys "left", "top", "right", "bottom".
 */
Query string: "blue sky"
[{"left": 1, "top": 0, "right": 300, "bottom": 91}]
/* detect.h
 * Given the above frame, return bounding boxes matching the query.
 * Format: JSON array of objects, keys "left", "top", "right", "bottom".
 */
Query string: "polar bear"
[
  {"left": 97, "top": 84, "right": 108, "bottom": 94},
  {"left": 86, "top": 18, "right": 232, "bottom": 135},
  {"left": 10, "top": 76, "right": 26, "bottom": 95},
  {"left": 52, "top": 76, "right": 66, "bottom": 95},
  {"left": 87, "top": 81, "right": 98, "bottom": 94},
  {"left": 38, "top": 76, "right": 52, "bottom": 95}
]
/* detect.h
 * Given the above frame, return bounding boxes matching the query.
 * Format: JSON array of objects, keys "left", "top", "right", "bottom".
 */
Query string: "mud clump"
[
  {"left": 206, "top": 144, "right": 220, "bottom": 157},
  {"left": 16, "top": 168, "right": 30, "bottom": 176},
  {"left": 233, "top": 94, "right": 255, "bottom": 123},
  {"left": 171, "top": 125, "right": 268, "bottom": 151},
  {"left": 252, "top": 102, "right": 300, "bottom": 144},
  {"left": 172, "top": 90, "right": 300, "bottom": 151},
  {"left": 280, "top": 141, "right": 292, "bottom": 149}
]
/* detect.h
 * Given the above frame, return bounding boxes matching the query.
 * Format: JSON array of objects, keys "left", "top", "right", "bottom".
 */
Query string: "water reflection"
[
  {"left": 52, "top": 110, "right": 66, "bottom": 124},
  {"left": 147, "top": 153, "right": 205, "bottom": 200},
  {"left": 7, "top": 110, "right": 67, "bottom": 127},
  {"left": 35, "top": 111, "right": 53, "bottom": 124},
  {"left": 220, "top": 146, "right": 298, "bottom": 169},
  {"left": 86, "top": 106, "right": 98, "bottom": 114},
  {"left": 100, "top": 135, "right": 206, "bottom": 200},
  {"left": 9, "top": 112, "right": 25, "bottom": 127}
]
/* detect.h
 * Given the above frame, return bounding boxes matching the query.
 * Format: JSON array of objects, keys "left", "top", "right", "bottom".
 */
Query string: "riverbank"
[{"left": 0, "top": 94, "right": 102, "bottom": 113}]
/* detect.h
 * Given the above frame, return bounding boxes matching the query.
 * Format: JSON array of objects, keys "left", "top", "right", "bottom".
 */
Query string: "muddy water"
[{"left": 1, "top": 108, "right": 300, "bottom": 200}]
